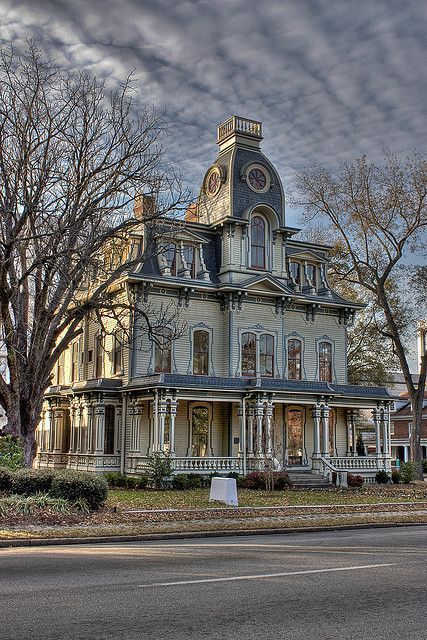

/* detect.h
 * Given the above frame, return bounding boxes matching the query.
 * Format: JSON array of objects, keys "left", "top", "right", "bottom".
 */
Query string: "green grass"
[{"left": 107, "top": 486, "right": 427, "bottom": 510}]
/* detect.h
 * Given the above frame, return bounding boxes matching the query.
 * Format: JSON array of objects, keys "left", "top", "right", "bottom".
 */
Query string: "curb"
[{"left": 0, "top": 521, "right": 425, "bottom": 548}]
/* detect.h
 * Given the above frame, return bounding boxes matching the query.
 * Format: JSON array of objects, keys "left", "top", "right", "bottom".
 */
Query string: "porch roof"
[{"left": 125, "top": 374, "right": 393, "bottom": 402}]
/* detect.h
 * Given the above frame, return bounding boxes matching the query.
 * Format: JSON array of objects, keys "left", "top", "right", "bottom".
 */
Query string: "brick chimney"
[
  {"left": 134, "top": 194, "right": 156, "bottom": 220},
  {"left": 185, "top": 202, "right": 199, "bottom": 222}
]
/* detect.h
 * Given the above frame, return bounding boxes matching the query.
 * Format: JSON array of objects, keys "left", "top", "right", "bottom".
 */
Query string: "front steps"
[{"left": 286, "top": 469, "right": 332, "bottom": 489}]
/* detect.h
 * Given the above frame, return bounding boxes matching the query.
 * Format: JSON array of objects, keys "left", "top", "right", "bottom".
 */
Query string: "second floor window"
[
  {"left": 154, "top": 327, "right": 172, "bottom": 373},
  {"left": 71, "top": 341, "right": 79, "bottom": 382},
  {"left": 306, "top": 264, "right": 316, "bottom": 289},
  {"left": 112, "top": 330, "right": 123, "bottom": 375},
  {"left": 288, "top": 339, "right": 302, "bottom": 380},
  {"left": 193, "top": 330, "right": 209, "bottom": 375},
  {"left": 242, "top": 332, "right": 274, "bottom": 377},
  {"left": 57, "top": 352, "right": 65, "bottom": 385},
  {"left": 319, "top": 341, "right": 332, "bottom": 382},
  {"left": 95, "top": 334, "right": 104, "bottom": 378},
  {"left": 250, "top": 215, "right": 266, "bottom": 269}
]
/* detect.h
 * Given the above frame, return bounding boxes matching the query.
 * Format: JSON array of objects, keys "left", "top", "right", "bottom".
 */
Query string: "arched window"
[
  {"left": 191, "top": 406, "right": 209, "bottom": 456},
  {"left": 250, "top": 215, "right": 266, "bottom": 269},
  {"left": 112, "top": 330, "right": 123, "bottom": 375},
  {"left": 241, "top": 332, "right": 256, "bottom": 376},
  {"left": 319, "top": 342, "right": 332, "bottom": 382},
  {"left": 165, "top": 243, "right": 176, "bottom": 275},
  {"left": 95, "top": 334, "right": 104, "bottom": 378},
  {"left": 193, "top": 330, "right": 209, "bottom": 375},
  {"left": 288, "top": 339, "right": 302, "bottom": 380},
  {"left": 260, "top": 334, "right": 274, "bottom": 377},
  {"left": 154, "top": 328, "right": 172, "bottom": 373}
]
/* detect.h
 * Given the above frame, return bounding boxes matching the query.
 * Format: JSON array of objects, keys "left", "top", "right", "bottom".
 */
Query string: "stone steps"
[{"left": 286, "top": 470, "right": 331, "bottom": 489}]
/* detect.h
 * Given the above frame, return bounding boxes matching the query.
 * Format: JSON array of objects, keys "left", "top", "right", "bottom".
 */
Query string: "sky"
[{"left": 1, "top": 0, "right": 427, "bottom": 228}]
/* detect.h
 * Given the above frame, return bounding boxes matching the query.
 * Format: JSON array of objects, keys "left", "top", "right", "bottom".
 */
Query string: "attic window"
[
  {"left": 165, "top": 243, "right": 177, "bottom": 275},
  {"left": 250, "top": 215, "right": 266, "bottom": 269}
]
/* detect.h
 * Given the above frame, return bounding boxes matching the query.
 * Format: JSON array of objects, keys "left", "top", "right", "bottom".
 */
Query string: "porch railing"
[
  {"left": 36, "top": 451, "right": 120, "bottom": 469},
  {"left": 171, "top": 457, "right": 243, "bottom": 473}
]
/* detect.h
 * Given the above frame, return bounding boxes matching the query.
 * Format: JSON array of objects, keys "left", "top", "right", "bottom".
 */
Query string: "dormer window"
[
  {"left": 250, "top": 215, "right": 266, "bottom": 269},
  {"left": 165, "top": 243, "right": 177, "bottom": 276},
  {"left": 306, "top": 264, "right": 316, "bottom": 290},
  {"left": 289, "top": 262, "right": 300, "bottom": 285},
  {"left": 183, "top": 245, "right": 196, "bottom": 278}
]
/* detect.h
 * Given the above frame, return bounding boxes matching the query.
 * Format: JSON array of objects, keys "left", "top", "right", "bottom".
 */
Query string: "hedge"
[
  {"left": 50, "top": 470, "right": 108, "bottom": 510},
  {"left": 12, "top": 468, "right": 56, "bottom": 495},
  {"left": 0, "top": 467, "right": 13, "bottom": 491}
]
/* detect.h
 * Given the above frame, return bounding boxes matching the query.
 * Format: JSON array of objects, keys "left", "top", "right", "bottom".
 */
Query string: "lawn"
[{"left": 108, "top": 483, "right": 427, "bottom": 510}]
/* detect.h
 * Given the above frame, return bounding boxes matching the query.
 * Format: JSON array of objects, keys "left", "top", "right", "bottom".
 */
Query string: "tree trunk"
[
  {"left": 410, "top": 394, "right": 424, "bottom": 480},
  {"left": 4, "top": 389, "right": 43, "bottom": 468}
]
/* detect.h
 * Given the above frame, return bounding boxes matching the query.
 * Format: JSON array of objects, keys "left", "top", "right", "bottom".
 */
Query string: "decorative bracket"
[
  {"left": 178, "top": 287, "right": 194, "bottom": 308},
  {"left": 306, "top": 303, "right": 319, "bottom": 322}
]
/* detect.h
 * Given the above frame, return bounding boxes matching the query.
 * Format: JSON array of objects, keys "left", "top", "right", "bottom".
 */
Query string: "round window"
[
  {"left": 206, "top": 167, "right": 221, "bottom": 196},
  {"left": 246, "top": 164, "right": 270, "bottom": 193}
]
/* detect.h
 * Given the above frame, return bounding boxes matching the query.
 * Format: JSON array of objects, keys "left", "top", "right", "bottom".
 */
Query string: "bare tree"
[
  {"left": 294, "top": 151, "right": 427, "bottom": 478},
  {"left": 0, "top": 42, "right": 188, "bottom": 465}
]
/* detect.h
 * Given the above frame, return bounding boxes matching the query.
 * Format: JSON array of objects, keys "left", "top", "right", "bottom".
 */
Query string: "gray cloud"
[{"left": 1, "top": 0, "right": 427, "bottom": 225}]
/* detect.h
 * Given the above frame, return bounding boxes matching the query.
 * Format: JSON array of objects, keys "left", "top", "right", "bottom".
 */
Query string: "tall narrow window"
[
  {"left": 95, "top": 334, "right": 104, "bottom": 378},
  {"left": 260, "top": 334, "right": 274, "bottom": 377},
  {"left": 289, "top": 262, "right": 300, "bottom": 283},
  {"left": 306, "top": 264, "right": 316, "bottom": 289},
  {"left": 319, "top": 342, "right": 332, "bottom": 382},
  {"left": 104, "top": 405, "right": 115, "bottom": 454},
  {"left": 57, "top": 352, "right": 65, "bottom": 385},
  {"left": 71, "top": 341, "right": 79, "bottom": 382},
  {"left": 191, "top": 406, "right": 209, "bottom": 457},
  {"left": 154, "top": 328, "right": 172, "bottom": 373},
  {"left": 288, "top": 339, "right": 302, "bottom": 380},
  {"left": 183, "top": 245, "right": 196, "bottom": 278},
  {"left": 165, "top": 243, "right": 177, "bottom": 275},
  {"left": 250, "top": 215, "right": 266, "bottom": 269},
  {"left": 113, "top": 330, "right": 123, "bottom": 375},
  {"left": 193, "top": 330, "right": 209, "bottom": 375},
  {"left": 241, "top": 332, "right": 256, "bottom": 376}
]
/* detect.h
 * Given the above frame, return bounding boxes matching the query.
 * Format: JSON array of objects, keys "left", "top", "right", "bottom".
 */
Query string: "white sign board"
[{"left": 209, "top": 477, "right": 238, "bottom": 507}]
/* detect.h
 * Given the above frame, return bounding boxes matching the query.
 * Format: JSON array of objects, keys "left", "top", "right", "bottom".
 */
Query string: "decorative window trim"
[
  {"left": 186, "top": 401, "right": 214, "bottom": 457},
  {"left": 243, "top": 162, "right": 271, "bottom": 194},
  {"left": 248, "top": 213, "right": 271, "bottom": 271},
  {"left": 152, "top": 327, "right": 174, "bottom": 374},
  {"left": 112, "top": 329, "right": 124, "bottom": 376},
  {"left": 285, "top": 333, "right": 306, "bottom": 381},
  {"left": 284, "top": 405, "right": 308, "bottom": 466}
]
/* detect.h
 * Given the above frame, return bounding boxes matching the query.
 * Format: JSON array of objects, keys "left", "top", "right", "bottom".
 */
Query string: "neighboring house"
[
  {"left": 390, "top": 395, "right": 427, "bottom": 463},
  {"left": 36, "top": 116, "right": 393, "bottom": 481}
]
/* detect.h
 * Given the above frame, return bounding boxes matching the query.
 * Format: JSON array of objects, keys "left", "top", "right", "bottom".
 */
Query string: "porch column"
[
  {"left": 265, "top": 400, "right": 274, "bottom": 458},
  {"left": 247, "top": 407, "right": 255, "bottom": 456},
  {"left": 94, "top": 404, "right": 106, "bottom": 454},
  {"left": 45, "top": 405, "right": 52, "bottom": 452},
  {"left": 75, "top": 401, "right": 82, "bottom": 453},
  {"left": 115, "top": 406, "right": 122, "bottom": 454},
  {"left": 69, "top": 402, "right": 78, "bottom": 453},
  {"left": 237, "top": 406, "right": 243, "bottom": 455},
  {"left": 158, "top": 397, "right": 168, "bottom": 452},
  {"left": 53, "top": 409, "right": 63, "bottom": 452},
  {"left": 87, "top": 405, "right": 94, "bottom": 453},
  {"left": 312, "top": 405, "right": 321, "bottom": 458},
  {"left": 372, "top": 407, "right": 381, "bottom": 458},
  {"left": 255, "top": 400, "right": 264, "bottom": 458},
  {"left": 169, "top": 397, "right": 178, "bottom": 455},
  {"left": 321, "top": 404, "right": 330, "bottom": 457},
  {"left": 346, "top": 409, "right": 356, "bottom": 456}
]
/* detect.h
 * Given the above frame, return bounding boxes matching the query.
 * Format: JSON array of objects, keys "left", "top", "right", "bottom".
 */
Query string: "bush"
[
  {"left": 423, "top": 460, "right": 427, "bottom": 474},
  {"left": 50, "top": 470, "right": 108, "bottom": 510},
  {"left": 242, "top": 470, "right": 291, "bottom": 491},
  {"left": 12, "top": 468, "right": 56, "bottom": 495},
  {"left": 391, "top": 471, "right": 401, "bottom": 484},
  {"left": 375, "top": 470, "right": 390, "bottom": 484},
  {"left": 0, "top": 494, "right": 70, "bottom": 517},
  {"left": 172, "top": 474, "right": 189, "bottom": 490},
  {"left": 186, "top": 473, "right": 202, "bottom": 489},
  {"left": 399, "top": 461, "right": 418, "bottom": 484},
  {"left": 271, "top": 471, "right": 292, "bottom": 490},
  {"left": 0, "top": 467, "right": 13, "bottom": 492},
  {"left": 0, "top": 435, "right": 24, "bottom": 471},
  {"left": 124, "top": 475, "right": 149, "bottom": 490},
  {"left": 242, "top": 471, "right": 266, "bottom": 490},
  {"left": 147, "top": 453, "right": 173, "bottom": 489},
  {"left": 105, "top": 472, "right": 127, "bottom": 487},
  {"left": 347, "top": 473, "right": 364, "bottom": 487}
]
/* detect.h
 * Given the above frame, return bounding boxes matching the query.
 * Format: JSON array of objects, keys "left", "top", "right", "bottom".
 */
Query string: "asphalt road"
[{"left": 1, "top": 527, "right": 426, "bottom": 640}]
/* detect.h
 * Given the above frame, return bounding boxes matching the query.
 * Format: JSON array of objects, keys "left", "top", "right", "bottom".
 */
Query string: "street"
[{"left": 1, "top": 526, "right": 426, "bottom": 640}]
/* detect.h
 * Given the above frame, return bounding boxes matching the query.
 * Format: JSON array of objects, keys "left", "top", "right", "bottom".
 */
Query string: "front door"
[{"left": 287, "top": 408, "right": 304, "bottom": 466}]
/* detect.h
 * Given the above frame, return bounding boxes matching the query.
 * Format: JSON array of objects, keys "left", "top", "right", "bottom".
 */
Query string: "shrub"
[
  {"left": 50, "top": 470, "right": 108, "bottom": 510},
  {"left": 242, "top": 471, "right": 265, "bottom": 490},
  {"left": 172, "top": 474, "right": 189, "bottom": 490},
  {"left": 147, "top": 453, "right": 173, "bottom": 489},
  {"left": 186, "top": 473, "right": 203, "bottom": 489},
  {"left": 241, "top": 470, "right": 291, "bottom": 491},
  {"left": 423, "top": 460, "right": 427, "bottom": 474},
  {"left": 391, "top": 471, "right": 401, "bottom": 484},
  {"left": 271, "top": 471, "right": 292, "bottom": 490},
  {"left": 347, "top": 473, "right": 364, "bottom": 487},
  {"left": 0, "top": 494, "right": 70, "bottom": 517},
  {"left": 124, "top": 475, "right": 149, "bottom": 490},
  {"left": 227, "top": 472, "right": 240, "bottom": 481},
  {"left": 0, "top": 467, "right": 13, "bottom": 492},
  {"left": 0, "top": 435, "right": 24, "bottom": 471},
  {"left": 399, "top": 461, "right": 418, "bottom": 484},
  {"left": 12, "top": 468, "right": 56, "bottom": 495},
  {"left": 375, "top": 470, "right": 390, "bottom": 484},
  {"left": 105, "top": 472, "right": 127, "bottom": 487}
]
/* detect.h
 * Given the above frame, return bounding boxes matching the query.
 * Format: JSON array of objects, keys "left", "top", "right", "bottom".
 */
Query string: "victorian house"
[{"left": 36, "top": 116, "right": 394, "bottom": 482}]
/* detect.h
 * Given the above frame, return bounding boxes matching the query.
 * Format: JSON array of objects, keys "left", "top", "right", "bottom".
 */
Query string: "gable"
[{"left": 287, "top": 249, "right": 327, "bottom": 263}]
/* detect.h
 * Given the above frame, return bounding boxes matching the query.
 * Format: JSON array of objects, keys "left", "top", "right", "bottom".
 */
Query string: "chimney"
[
  {"left": 185, "top": 202, "right": 199, "bottom": 222},
  {"left": 134, "top": 194, "right": 156, "bottom": 220}
]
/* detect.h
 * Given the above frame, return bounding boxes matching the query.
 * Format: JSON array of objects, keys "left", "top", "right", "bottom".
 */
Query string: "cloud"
[{"left": 1, "top": 0, "right": 427, "bottom": 225}]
